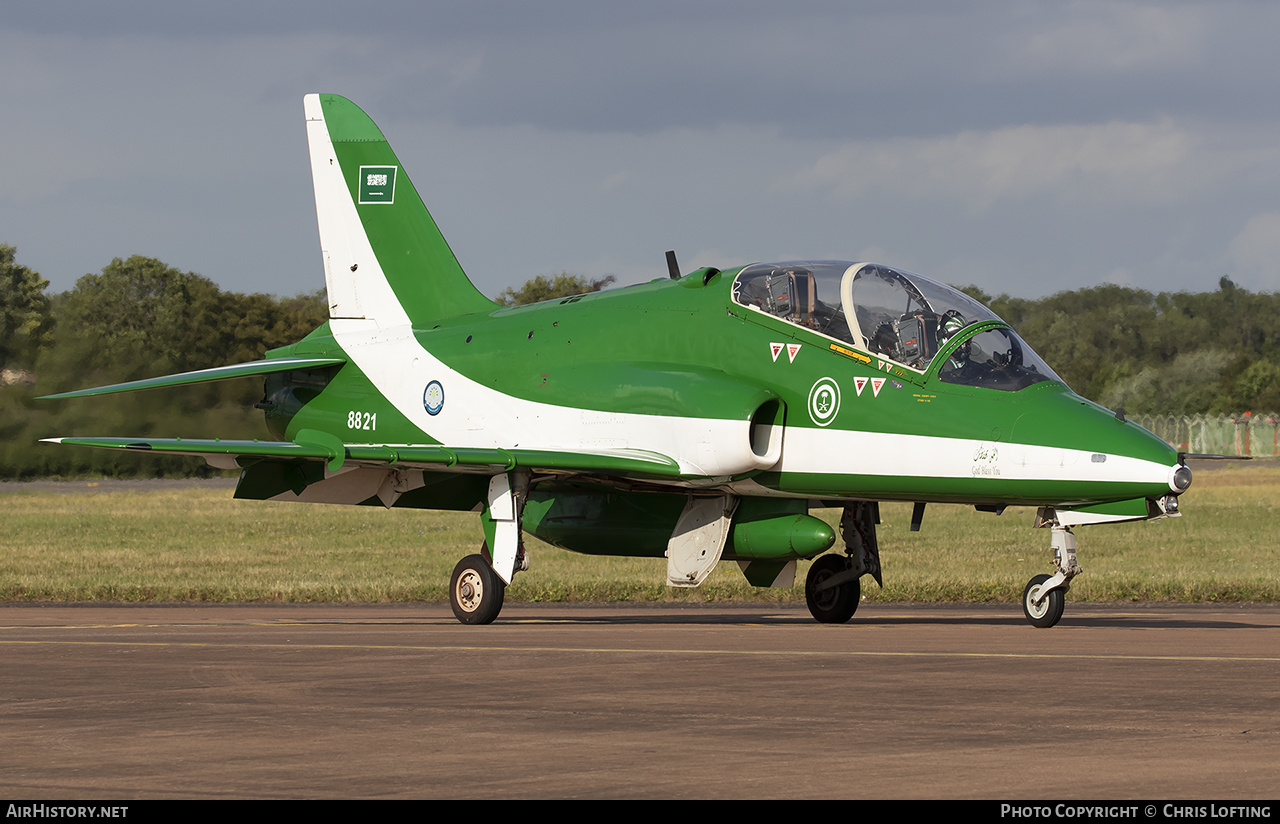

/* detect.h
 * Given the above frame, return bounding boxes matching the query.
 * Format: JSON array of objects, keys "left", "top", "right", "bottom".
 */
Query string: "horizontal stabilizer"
[
  {"left": 38, "top": 357, "right": 347, "bottom": 400},
  {"left": 42, "top": 436, "right": 684, "bottom": 478}
]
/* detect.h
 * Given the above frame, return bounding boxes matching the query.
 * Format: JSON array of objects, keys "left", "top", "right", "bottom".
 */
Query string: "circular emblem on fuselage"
[
  {"left": 423, "top": 380, "right": 445, "bottom": 416},
  {"left": 808, "top": 377, "right": 841, "bottom": 427}
]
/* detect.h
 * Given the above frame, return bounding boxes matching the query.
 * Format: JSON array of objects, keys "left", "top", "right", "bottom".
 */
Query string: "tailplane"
[{"left": 304, "top": 93, "right": 497, "bottom": 326}]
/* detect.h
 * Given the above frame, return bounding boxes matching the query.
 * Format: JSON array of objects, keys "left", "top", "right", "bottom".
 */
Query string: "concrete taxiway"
[{"left": 0, "top": 601, "right": 1276, "bottom": 799}]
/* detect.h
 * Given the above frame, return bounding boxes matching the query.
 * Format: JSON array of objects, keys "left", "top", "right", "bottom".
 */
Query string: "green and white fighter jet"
[{"left": 44, "top": 94, "right": 1196, "bottom": 627}]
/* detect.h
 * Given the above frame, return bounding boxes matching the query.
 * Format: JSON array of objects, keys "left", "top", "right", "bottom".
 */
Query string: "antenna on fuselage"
[{"left": 665, "top": 250, "right": 681, "bottom": 279}]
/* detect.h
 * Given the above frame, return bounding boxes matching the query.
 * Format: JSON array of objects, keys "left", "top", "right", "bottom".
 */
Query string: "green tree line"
[
  {"left": 2, "top": 242, "right": 1277, "bottom": 478},
  {"left": 1, "top": 247, "right": 328, "bottom": 478}
]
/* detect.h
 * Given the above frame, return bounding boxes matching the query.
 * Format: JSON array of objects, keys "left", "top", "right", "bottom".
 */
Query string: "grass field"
[{"left": 2, "top": 462, "right": 1277, "bottom": 603}]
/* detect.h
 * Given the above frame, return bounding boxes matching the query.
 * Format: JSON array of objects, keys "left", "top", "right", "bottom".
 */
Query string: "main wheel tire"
[
  {"left": 1022, "top": 573, "right": 1065, "bottom": 628},
  {"left": 805, "top": 554, "right": 860, "bottom": 624},
  {"left": 450, "top": 554, "right": 505, "bottom": 625}
]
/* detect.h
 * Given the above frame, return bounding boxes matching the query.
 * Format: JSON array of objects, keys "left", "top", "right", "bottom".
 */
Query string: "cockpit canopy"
[{"left": 731, "top": 261, "right": 1063, "bottom": 391}]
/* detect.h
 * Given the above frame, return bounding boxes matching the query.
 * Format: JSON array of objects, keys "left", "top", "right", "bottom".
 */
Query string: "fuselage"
[{"left": 265, "top": 261, "right": 1182, "bottom": 511}]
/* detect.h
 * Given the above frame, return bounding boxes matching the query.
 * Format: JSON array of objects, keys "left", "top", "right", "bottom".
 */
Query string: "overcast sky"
[{"left": 5, "top": 1, "right": 1280, "bottom": 302}]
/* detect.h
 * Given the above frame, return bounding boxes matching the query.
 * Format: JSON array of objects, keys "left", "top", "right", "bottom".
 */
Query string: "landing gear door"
[{"left": 667, "top": 495, "right": 738, "bottom": 587}]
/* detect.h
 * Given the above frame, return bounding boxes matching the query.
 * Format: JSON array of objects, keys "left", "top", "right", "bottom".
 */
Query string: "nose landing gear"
[{"left": 1022, "top": 520, "right": 1081, "bottom": 628}]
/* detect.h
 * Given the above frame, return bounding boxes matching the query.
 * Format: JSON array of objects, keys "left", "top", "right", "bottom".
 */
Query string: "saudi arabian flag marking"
[{"left": 359, "top": 166, "right": 397, "bottom": 204}]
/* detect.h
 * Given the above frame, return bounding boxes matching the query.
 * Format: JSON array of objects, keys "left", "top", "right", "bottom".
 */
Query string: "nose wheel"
[{"left": 1022, "top": 574, "right": 1065, "bottom": 628}]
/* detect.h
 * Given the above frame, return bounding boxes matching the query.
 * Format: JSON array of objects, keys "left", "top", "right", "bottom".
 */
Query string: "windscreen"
[{"left": 937, "top": 327, "right": 1064, "bottom": 391}]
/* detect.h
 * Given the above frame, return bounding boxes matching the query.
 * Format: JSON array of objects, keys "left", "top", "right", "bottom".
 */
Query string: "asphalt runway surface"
[{"left": 1, "top": 601, "right": 1276, "bottom": 800}]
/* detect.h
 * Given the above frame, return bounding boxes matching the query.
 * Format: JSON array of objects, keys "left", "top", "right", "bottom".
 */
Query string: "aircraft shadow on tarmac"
[{"left": 412, "top": 603, "right": 1273, "bottom": 630}]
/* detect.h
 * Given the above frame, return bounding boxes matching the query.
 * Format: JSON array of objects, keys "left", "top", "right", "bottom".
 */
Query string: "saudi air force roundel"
[{"left": 807, "top": 377, "right": 841, "bottom": 426}]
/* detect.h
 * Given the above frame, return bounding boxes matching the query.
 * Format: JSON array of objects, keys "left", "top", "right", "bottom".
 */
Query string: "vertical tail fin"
[{"left": 304, "top": 93, "right": 497, "bottom": 325}]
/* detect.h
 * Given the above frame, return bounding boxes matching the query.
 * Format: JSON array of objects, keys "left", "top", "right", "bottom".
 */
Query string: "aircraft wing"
[
  {"left": 37, "top": 357, "right": 347, "bottom": 399},
  {"left": 41, "top": 434, "right": 684, "bottom": 477}
]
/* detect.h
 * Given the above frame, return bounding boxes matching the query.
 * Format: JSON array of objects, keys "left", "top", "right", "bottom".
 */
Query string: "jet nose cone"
[{"left": 1171, "top": 463, "right": 1193, "bottom": 493}]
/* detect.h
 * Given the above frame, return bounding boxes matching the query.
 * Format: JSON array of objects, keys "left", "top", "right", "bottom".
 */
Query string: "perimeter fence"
[{"left": 1130, "top": 413, "right": 1280, "bottom": 458}]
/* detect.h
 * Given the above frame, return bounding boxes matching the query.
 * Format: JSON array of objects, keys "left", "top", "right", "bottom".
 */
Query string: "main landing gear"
[
  {"left": 805, "top": 554, "right": 860, "bottom": 623},
  {"left": 1021, "top": 521, "right": 1081, "bottom": 629},
  {"left": 449, "top": 554, "right": 505, "bottom": 625},
  {"left": 449, "top": 472, "right": 530, "bottom": 625},
  {"left": 805, "top": 502, "right": 882, "bottom": 624}
]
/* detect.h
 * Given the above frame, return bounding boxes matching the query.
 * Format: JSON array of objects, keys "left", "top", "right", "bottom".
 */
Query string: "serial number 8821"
[{"left": 347, "top": 411, "right": 377, "bottom": 431}]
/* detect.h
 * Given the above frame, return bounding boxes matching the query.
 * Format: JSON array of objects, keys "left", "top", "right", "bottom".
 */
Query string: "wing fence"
[{"left": 1130, "top": 413, "right": 1280, "bottom": 457}]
